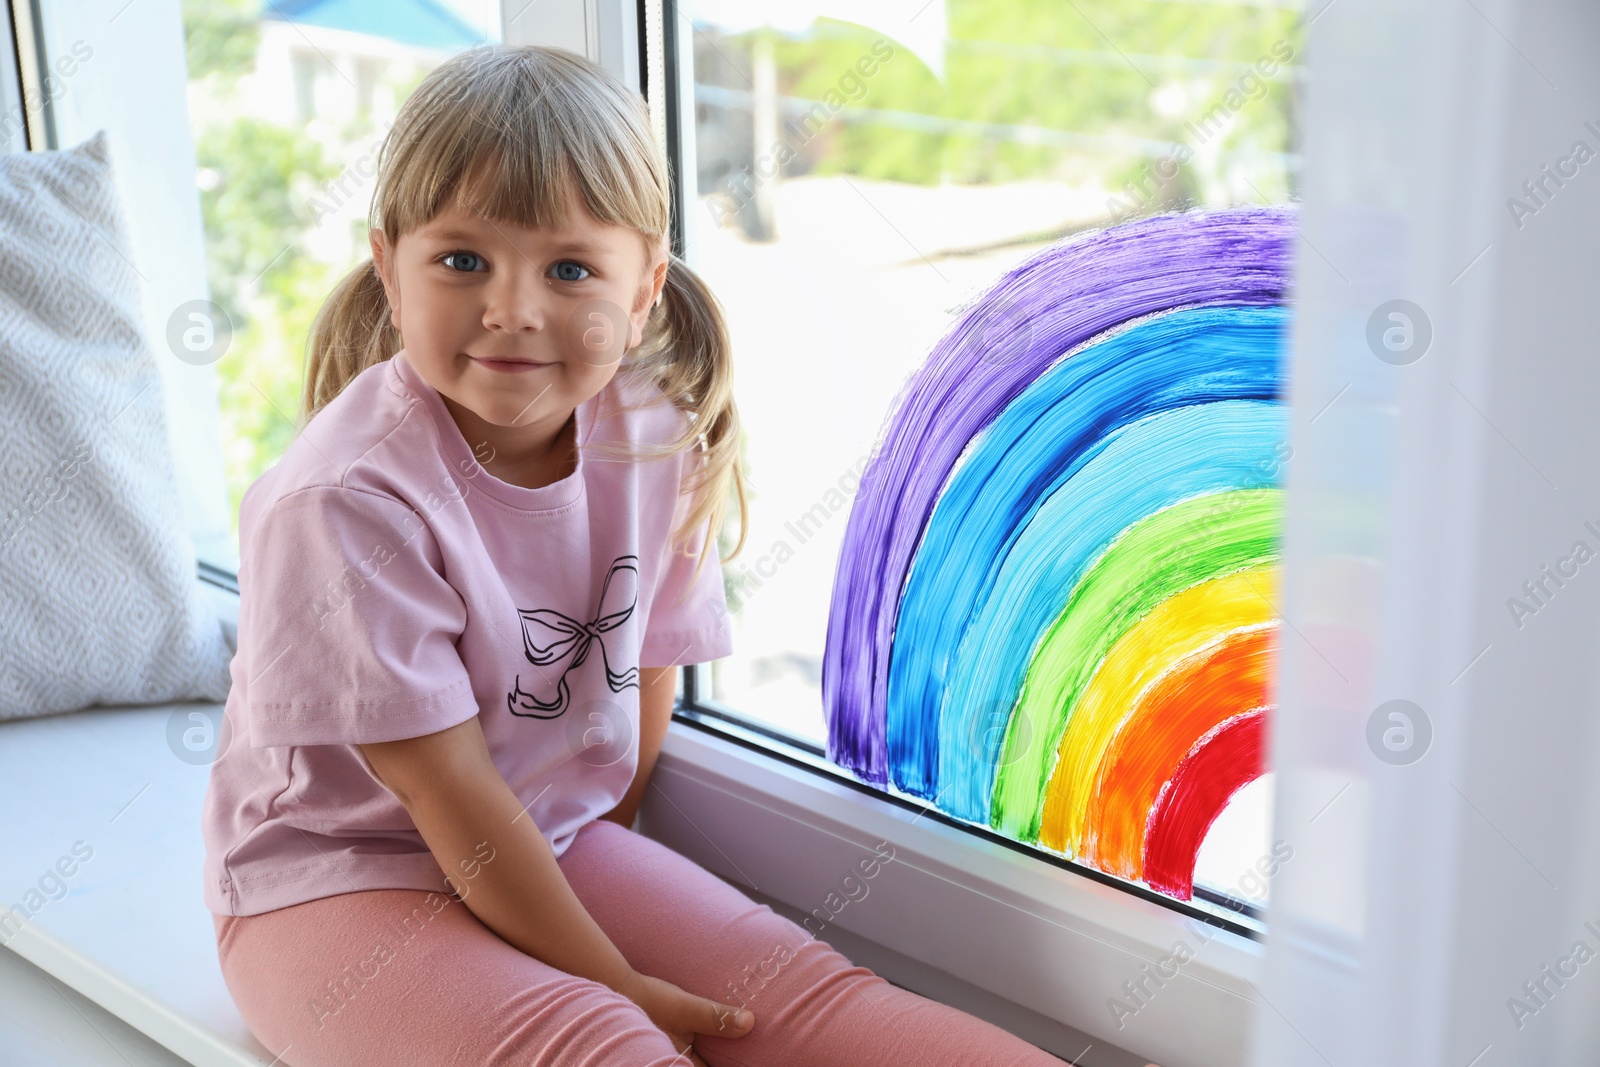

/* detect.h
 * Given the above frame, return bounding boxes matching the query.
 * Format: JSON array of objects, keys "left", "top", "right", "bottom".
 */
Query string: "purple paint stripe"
[{"left": 822, "top": 206, "right": 1298, "bottom": 784}]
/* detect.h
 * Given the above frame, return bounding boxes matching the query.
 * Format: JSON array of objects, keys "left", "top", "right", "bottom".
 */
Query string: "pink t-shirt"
[{"left": 202, "top": 348, "right": 733, "bottom": 916}]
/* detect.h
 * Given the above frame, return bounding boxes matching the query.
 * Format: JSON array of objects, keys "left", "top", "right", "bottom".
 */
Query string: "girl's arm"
[
  {"left": 598, "top": 665, "right": 676, "bottom": 829},
  {"left": 360, "top": 717, "right": 756, "bottom": 1055},
  {"left": 360, "top": 716, "right": 635, "bottom": 991}
]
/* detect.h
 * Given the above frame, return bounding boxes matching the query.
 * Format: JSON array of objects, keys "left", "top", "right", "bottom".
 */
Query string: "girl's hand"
[{"left": 618, "top": 969, "right": 755, "bottom": 1065}]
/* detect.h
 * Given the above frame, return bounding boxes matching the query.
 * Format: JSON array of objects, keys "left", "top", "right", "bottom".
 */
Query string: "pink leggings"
[{"left": 213, "top": 818, "right": 1065, "bottom": 1066}]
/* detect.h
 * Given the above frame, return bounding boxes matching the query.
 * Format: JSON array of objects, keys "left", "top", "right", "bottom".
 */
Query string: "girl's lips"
[{"left": 472, "top": 356, "right": 550, "bottom": 373}]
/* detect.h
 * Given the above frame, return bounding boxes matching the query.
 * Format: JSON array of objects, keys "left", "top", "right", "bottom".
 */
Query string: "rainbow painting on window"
[{"left": 822, "top": 206, "right": 1292, "bottom": 903}]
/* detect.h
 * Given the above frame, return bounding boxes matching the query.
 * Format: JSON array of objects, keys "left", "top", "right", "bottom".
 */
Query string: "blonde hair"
[{"left": 301, "top": 43, "right": 747, "bottom": 585}]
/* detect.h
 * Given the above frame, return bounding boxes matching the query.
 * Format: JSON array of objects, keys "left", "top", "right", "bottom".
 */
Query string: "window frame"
[{"left": 5, "top": 0, "right": 43, "bottom": 149}]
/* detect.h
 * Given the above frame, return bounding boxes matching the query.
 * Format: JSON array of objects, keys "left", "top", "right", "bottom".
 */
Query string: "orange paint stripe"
[{"left": 1080, "top": 626, "right": 1278, "bottom": 880}]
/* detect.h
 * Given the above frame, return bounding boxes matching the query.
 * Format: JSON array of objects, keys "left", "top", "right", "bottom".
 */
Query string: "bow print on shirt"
[{"left": 506, "top": 554, "right": 641, "bottom": 719}]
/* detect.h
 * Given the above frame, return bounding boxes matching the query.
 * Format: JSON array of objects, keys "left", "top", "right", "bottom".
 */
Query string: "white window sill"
[{"left": 0, "top": 702, "right": 278, "bottom": 1065}]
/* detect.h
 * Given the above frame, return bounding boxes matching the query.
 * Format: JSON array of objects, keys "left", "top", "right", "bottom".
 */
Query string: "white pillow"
[{"left": 0, "top": 129, "right": 233, "bottom": 720}]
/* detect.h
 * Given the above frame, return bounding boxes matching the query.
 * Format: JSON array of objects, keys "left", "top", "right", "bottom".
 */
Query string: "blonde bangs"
[{"left": 372, "top": 46, "right": 669, "bottom": 245}]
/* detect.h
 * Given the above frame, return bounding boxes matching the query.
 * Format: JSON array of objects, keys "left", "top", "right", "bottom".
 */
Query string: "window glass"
[
  {"left": 180, "top": 0, "right": 501, "bottom": 566},
  {"left": 684, "top": 0, "right": 1303, "bottom": 917}
]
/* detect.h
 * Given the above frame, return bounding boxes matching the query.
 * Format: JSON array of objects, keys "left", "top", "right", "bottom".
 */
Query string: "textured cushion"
[{"left": 0, "top": 129, "right": 233, "bottom": 719}]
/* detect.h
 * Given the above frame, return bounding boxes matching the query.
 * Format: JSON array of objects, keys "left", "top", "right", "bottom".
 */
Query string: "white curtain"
[{"left": 1256, "top": 1, "right": 1600, "bottom": 1065}]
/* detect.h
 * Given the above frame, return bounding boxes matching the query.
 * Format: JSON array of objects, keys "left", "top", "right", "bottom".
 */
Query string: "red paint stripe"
[
  {"left": 1143, "top": 709, "right": 1269, "bottom": 900},
  {"left": 1084, "top": 626, "right": 1277, "bottom": 880}
]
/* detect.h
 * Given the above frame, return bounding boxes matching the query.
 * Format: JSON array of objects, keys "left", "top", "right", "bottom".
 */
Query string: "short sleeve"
[
  {"left": 639, "top": 453, "right": 734, "bottom": 668},
  {"left": 238, "top": 486, "right": 480, "bottom": 748}
]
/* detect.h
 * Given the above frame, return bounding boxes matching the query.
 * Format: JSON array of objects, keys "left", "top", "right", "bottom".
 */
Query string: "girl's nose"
[{"left": 481, "top": 274, "right": 550, "bottom": 333}]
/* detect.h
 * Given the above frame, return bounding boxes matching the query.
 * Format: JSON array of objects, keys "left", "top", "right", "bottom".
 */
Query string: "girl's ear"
[
  {"left": 650, "top": 248, "right": 669, "bottom": 305},
  {"left": 627, "top": 243, "right": 671, "bottom": 350},
  {"left": 369, "top": 228, "right": 401, "bottom": 330}
]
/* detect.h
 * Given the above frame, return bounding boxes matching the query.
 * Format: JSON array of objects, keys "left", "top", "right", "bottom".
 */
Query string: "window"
[
  {"left": 21, "top": 0, "right": 1298, "bottom": 931},
  {"left": 672, "top": 0, "right": 1303, "bottom": 925}
]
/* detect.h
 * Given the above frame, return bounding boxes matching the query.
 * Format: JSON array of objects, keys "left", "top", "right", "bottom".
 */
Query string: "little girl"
[{"left": 201, "top": 43, "right": 1074, "bottom": 1067}]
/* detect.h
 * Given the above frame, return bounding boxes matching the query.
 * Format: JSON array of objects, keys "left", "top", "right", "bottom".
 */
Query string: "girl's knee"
[
  {"left": 719, "top": 932, "right": 881, "bottom": 1019},
  {"left": 500, "top": 979, "right": 681, "bottom": 1067}
]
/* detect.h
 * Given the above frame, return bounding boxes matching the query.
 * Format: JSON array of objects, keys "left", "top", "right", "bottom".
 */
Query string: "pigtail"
[
  {"left": 300, "top": 257, "right": 401, "bottom": 426},
  {"left": 636, "top": 252, "right": 750, "bottom": 592}
]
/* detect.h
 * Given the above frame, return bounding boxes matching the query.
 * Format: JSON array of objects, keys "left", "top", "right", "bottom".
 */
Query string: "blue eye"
[
  {"left": 440, "top": 251, "right": 486, "bottom": 273},
  {"left": 551, "top": 261, "right": 590, "bottom": 282}
]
